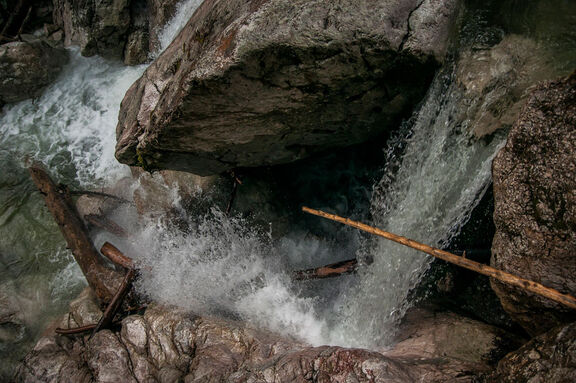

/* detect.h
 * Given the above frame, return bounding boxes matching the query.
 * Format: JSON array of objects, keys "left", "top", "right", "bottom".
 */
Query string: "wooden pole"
[
  {"left": 29, "top": 164, "right": 120, "bottom": 304},
  {"left": 302, "top": 206, "right": 576, "bottom": 310}
]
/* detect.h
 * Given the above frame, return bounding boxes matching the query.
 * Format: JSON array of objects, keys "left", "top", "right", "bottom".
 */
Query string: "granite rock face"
[
  {"left": 0, "top": 37, "right": 68, "bottom": 105},
  {"left": 491, "top": 73, "right": 576, "bottom": 335},
  {"left": 115, "top": 0, "right": 459, "bottom": 175},
  {"left": 14, "top": 298, "right": 515, "bottom": 383},
  {"left": 488, "top": 322, "right": 576, "bottom": 382}
]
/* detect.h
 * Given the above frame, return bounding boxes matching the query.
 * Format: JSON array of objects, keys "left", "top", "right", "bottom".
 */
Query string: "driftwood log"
[
  {"left": 293, "top": 259, "right": 357, "bottom": 280},
  {"left": 29, "top": 164, "right": 121, "bottom": 304},
  {"left": 84, "top": 214, "right": 129, "bottom": 238},
  {"left": 302, "top": 206, "right": 576, "bottom": 310}
]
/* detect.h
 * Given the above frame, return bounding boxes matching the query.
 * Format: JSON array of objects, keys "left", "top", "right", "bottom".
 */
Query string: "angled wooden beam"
[{"left": 302, "top": 206, "right": 576, "bottom": 310}]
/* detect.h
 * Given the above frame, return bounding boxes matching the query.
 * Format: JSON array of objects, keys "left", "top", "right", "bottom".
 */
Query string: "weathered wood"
[
  {"left": 225, "top": 171, "right": 242, "bottom": 216},
  {"left": 293, "top": 259, "right": 357, "bottom": 280},
  {"left": 55, "top": 324, "right": 97, "bottom": 335},
  {"left": 29, "top": 164, "right": 120, "bottom": 304},
  {"left": 100, "top": 242, "right": 134, "bottom": 269},
  {"left": 302, "top": 206, "right": 576, "bottom": 310},
  {"left": 85, "top": 214, "right": 129, "bottom": 238},
  {"left": 69, "top": 190, "right": 132, "bottom": 204},
  {"left": 90, "top": 267, "right": 137, "bottom": 339}
]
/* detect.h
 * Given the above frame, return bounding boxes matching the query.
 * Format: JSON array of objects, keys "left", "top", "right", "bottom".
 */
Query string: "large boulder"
[
  {"left": 488, "top": 322, "right": 576, "bottom": 382},
  {"left": 14, "top": 295, "right": 517, "bottom": 382},
  {"left": 115, "top": 0, "right": 459, "bottom": 175},
  {"left": 491, "top": 72, "right": 576, "bottom": 335},
  {"left": 0, "top": 36, "right": 68, "bottom": 105}
]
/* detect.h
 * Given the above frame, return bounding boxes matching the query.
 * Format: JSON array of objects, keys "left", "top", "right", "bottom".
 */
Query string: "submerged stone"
[{"left": 115, "top": 0, "right": 459, "bottom": 175}]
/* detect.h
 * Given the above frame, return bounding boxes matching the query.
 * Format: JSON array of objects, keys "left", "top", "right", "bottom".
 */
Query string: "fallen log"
[
  {"left": 55, "top": 324, "right": 97, "bottom": 335},
  {"left": 302, "top": 206, "right": 576, "bottom": 310},
  {"left": 29, "top": 163, "right": 120, "bottom": 304},
  {"left": 69, "top": 189, "right": 132, "bottom": 204},
  {"left": 100, "top": 242, "right": 134, "bottom": 269},
  {"left": 85, "top": 214, "right": 129, "bottom": 238},
  {"left": 293, "top": 259, "right": 357, "bottom": 280}
]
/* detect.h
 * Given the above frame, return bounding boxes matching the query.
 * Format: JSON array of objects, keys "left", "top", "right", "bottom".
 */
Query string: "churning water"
[{"left": 1, "top": 0, "right": 575, "bottom": 378}]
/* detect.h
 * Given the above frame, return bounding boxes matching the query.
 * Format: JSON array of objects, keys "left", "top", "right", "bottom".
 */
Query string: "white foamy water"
[
  {"left": 0, "top": 52, "right": 145, "bottom": 186},
  {"left": 124, "top": 65, "right": 506, "bottom": 349},
  {"left": 327, "top": 68, "right": 506, "bottom": 348},
  {"left": 0, "top": 0, "right": 524, "bottom": 363}
]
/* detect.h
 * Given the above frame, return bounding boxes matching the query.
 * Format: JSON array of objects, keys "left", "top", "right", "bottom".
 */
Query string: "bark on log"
[
  {"left": 29, "top": 164, "right": 120, "bottom": 304},
  {"left": 293, "top": 259, "right": 357, "bottom": 280},
  {"left": 302, "top": 206, "right": 576, "bottom": 310},
  {"left": 100, "top": 242, "right": 134, "bottom": 269},
  {"left": 85, "top": 214, "right": 129, "bottom": 238}
]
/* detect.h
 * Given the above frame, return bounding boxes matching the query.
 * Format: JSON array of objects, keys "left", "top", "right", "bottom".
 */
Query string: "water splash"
[
  {"left": 155, "top": 0, "right": 205, "bottom": 56},
  {"left": 327, "top": 67, "right": 506, "bottom": 348},
  {"left": 0, "top": 51, "right": 145, "bottom": 186}
]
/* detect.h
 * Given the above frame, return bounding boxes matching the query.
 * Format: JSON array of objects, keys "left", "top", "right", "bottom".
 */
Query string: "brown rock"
[
  {"left": 491, "top": 73, "right": 576, "bottom": 335},
  {"left": 115, "top": 0, "right": 459, "bottom": 175},
  {"left": 15, "top": 299, "right": 517, "bottom": 382},
  {"left": 488, "top": 322, "right": 576, "bottom": 382},
  {"left": 0, "top": 37, "right": 68, "bottom": 104}
]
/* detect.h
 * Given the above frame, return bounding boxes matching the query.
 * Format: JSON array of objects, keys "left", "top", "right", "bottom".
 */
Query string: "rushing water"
[{"left": 1, "top": 0, "right": 575, "bottom": 378}]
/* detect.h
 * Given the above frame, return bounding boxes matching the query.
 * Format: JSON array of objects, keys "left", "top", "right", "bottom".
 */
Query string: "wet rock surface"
[
  {"left": 0, "top": 36, "right": 68, "bottom": 105},
  {"left": 491, "top": 73, "right": 576, "bottom": 335},
  {"left": 14, "top": 292, "right": 516, "bottom": 383},
  {"left": 488, "top": 321, "right": 576, "bottom": 382},
  {"left": 455, "top": 34, "right": 557, "bottom": 138},
  {"left": 53, "top": 0, "right": 132, "bottom": 60},
  {"left": 115, "top": 0, "right": 459, "bottom": 175}
]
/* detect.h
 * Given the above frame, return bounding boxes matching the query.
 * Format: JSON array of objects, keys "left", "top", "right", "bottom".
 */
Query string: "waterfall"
[{"left": 1, "top": 0, "right": 575, "bottom": 378}]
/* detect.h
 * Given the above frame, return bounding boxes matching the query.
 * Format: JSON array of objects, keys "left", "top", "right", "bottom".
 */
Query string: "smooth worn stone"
[
  {"left": 491, "top": 72, "right": 576, "bottom": 336},
  {"left": 0, "top": 37, "right": 68, "bottom": 104},
  {"left": 15, "top": 300, "right": 516, "bottom": 382},
  {"left": 115, "top": 0, "right": 459, "bottom": 175},
  {"left": 488, "top": 322, "right": 576, "bottom": 382}
]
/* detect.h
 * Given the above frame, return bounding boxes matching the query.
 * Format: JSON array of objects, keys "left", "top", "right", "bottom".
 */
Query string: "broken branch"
[
  {"left": 302, "top": 206, "right": 576, "bottom": 310},
  {"left": 100, "top": 242, "right": 134, "bottom": 269},
  {"left": 90, "top": 267, "right": 138, "bottom": 339},
  {"left": 84, "top": 214, "right": 129, "bottom": 238},
  {"left": 293, "top": 258, "right": 357, "bottom": 280}
]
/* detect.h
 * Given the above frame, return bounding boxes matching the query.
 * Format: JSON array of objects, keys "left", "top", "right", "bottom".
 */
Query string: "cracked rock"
[{"left": 115, "top": 0, "right": 460, "bottom": 175}]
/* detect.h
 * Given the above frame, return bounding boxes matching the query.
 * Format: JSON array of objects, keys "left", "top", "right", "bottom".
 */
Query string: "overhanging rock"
[{"left": 115, "top": 0, "right": 459, "bottom": 175}]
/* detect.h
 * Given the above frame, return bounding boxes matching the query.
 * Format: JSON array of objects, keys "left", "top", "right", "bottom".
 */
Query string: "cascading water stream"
[{"left": 1, "top": 0, "right": 575, "bottom": 378}]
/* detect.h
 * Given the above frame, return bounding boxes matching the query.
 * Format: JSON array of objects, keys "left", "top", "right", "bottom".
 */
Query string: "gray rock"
[
  {"left": 53, "top": 0, "right": 131, "bottom": 60},
  {"left": 488, "top": 322, "right": 576, "bottom": 382},
  {"left": 455, "top": 35, "right": 558, "bottom": 138},
  {"left": 124, "top": 0, "right": 151, "bottom": 65},
  {"left": 15, "top": 298, "right": 516, "bottom": 382},
  {"left": 115, "top": 0, "right": 459, "bottom": 175},
  {"left": 491, "top": 72, "right": 576, "bottom": 335},
  {"left": 0, "top": 37, "right": 68, "bottom": 104}
]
